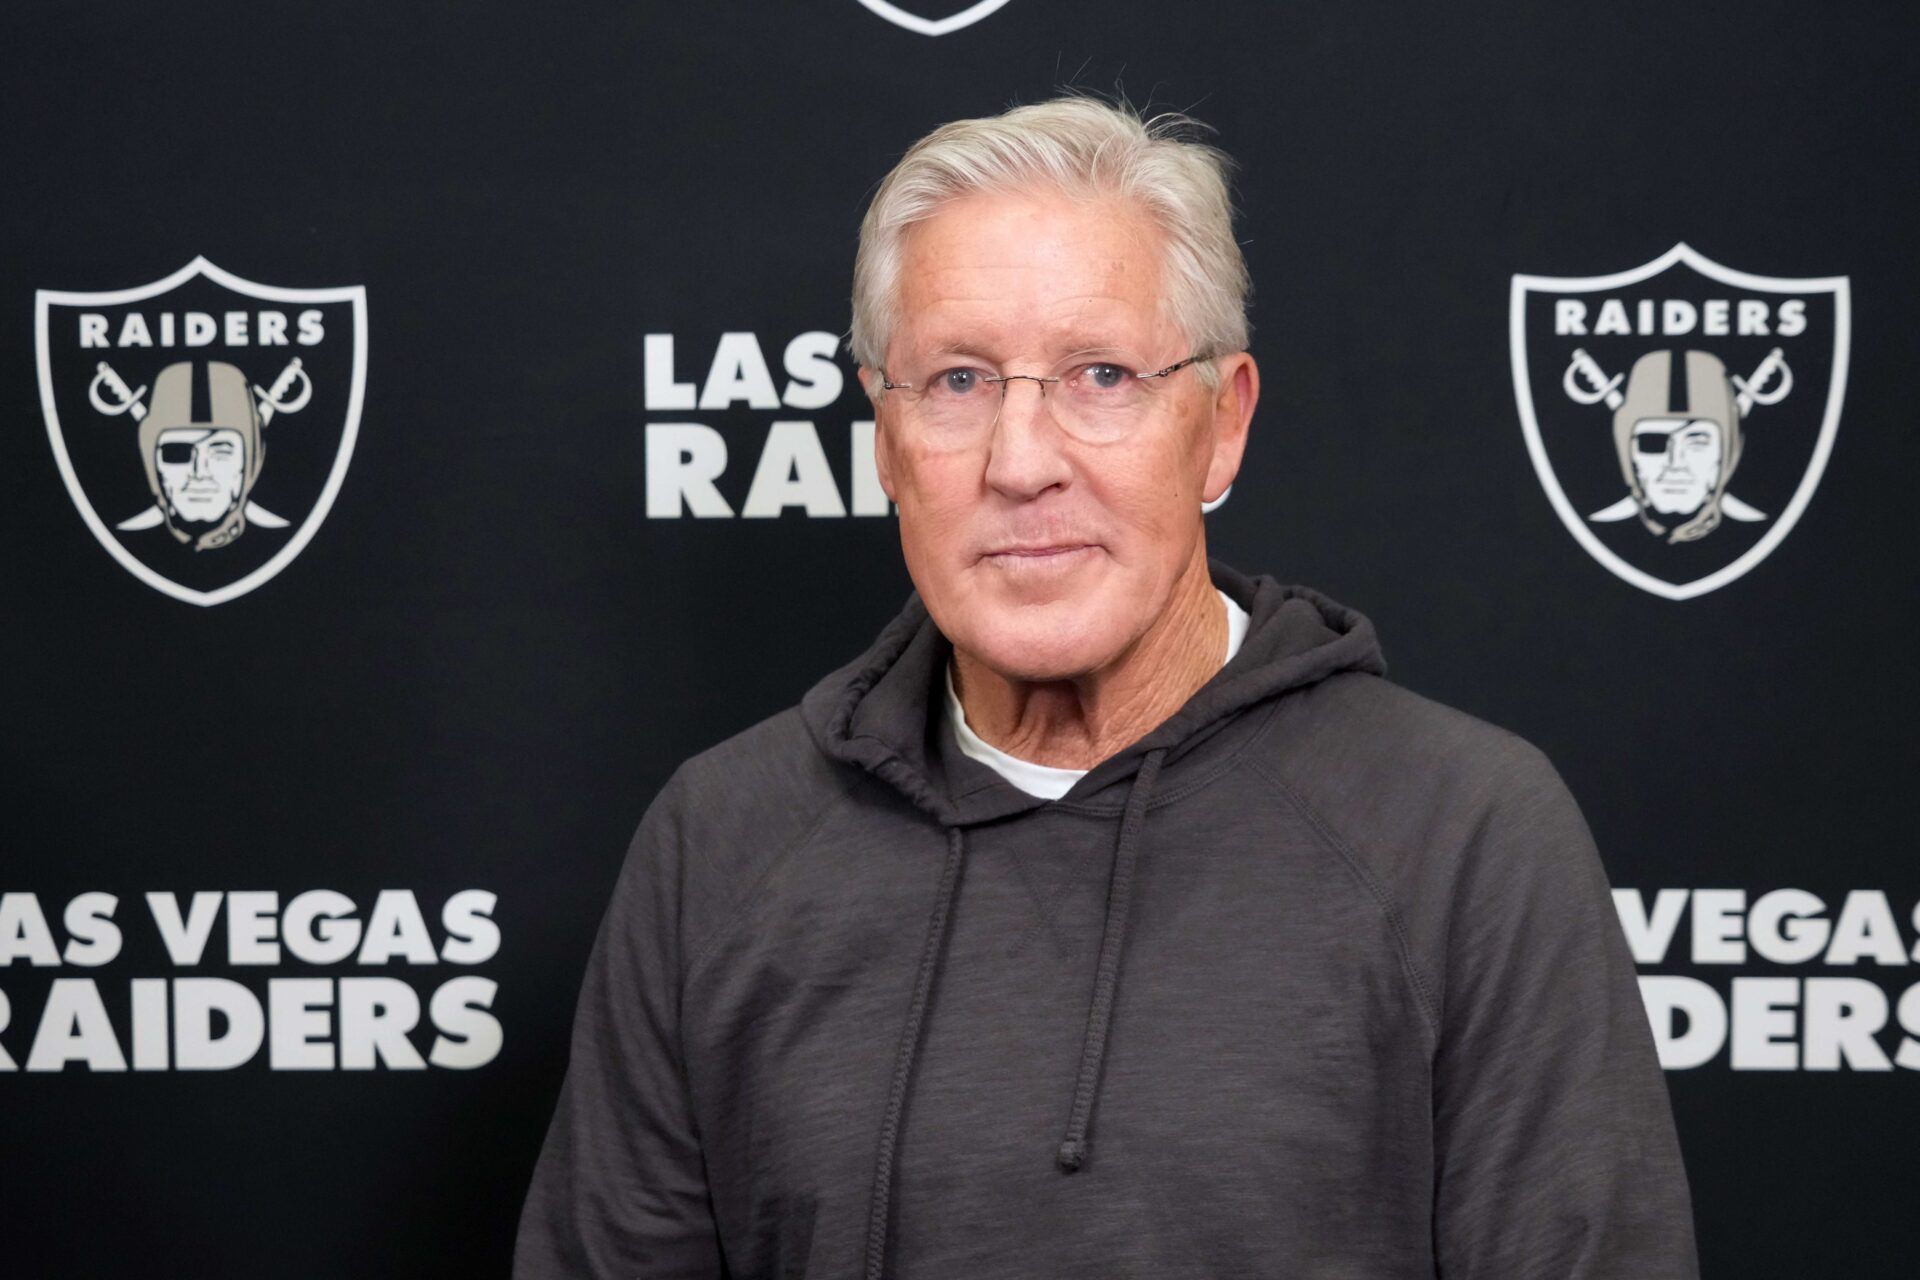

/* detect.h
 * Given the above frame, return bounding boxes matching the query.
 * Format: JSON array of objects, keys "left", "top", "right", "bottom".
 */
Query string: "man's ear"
[
  {"left": 1203, "top": 352, "right": 1258, "bottom": 503},
  {"left": 858, "top": 367, "right": 899, "bottom": 501}
]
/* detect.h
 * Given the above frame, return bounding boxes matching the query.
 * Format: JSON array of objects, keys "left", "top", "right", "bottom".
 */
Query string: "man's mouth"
[{"left": 980, "top": 543, "right": 1100, "bottom": 567}]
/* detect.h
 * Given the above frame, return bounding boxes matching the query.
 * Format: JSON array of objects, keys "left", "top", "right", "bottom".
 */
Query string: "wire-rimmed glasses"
[{"left": 878, "top": 352, "right": 1209, "bottom": 448}]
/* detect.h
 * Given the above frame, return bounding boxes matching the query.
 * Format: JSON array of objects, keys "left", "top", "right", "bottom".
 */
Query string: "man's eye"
[
  {"left": 938, "top": 368, "right": 984, "bottom": 395},
  {"left": 1079, "top": 363, "right": 1132, "bottom": 391}
]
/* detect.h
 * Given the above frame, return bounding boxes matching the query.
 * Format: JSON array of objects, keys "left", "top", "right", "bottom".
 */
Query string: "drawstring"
[
  {"left": 1055, "top": 747, "right": 1164, "bottom": 1172},
  {"left": 863, "top": 747, "right": 1167, "bottom": 1276},
  {"left": 865, "top": 826, "right": 967, "bottom": 1280}
]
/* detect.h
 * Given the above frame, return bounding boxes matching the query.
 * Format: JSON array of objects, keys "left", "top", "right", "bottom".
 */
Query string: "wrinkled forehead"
[{"left": 890, "top": 191, "right": 1175, "bottom": 365}]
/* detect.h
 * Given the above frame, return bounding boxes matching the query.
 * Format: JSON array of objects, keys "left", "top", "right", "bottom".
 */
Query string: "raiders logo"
[
  {"left": 853, "top": 0, "right": 1013, "bottom": 36},
  {"left": 1510, "top": 244, "right": 1848, "bottom": 600},
  {"left": 35, "top": 258, "right": 367, "bottom": 605}
]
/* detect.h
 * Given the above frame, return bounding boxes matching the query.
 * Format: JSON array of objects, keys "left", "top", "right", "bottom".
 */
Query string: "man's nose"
[{"left": 982, "top": 378, "right": 1072, "bottom": 499}]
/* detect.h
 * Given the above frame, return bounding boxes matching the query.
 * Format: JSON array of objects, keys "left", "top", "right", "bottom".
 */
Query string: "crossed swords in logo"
[
  {"left": 88, "top": 357, "right": 311, "bottom": 531},
  {"left": 1562, "top": 345, "right": 1792, "bottom": 524}
]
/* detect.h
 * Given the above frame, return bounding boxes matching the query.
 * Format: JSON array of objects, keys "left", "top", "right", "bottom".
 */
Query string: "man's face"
[
  {"left": 864, "top": 189, "right": 1251, "bottom": 681},
  {"left": 1631, "top": 417, "right": 1724, "bottom": 515},
  {"left": 156, "top": 427, "right": 246, "bottom": 524}
]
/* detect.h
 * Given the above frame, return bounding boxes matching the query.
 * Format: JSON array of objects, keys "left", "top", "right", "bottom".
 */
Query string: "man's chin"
[{"left": 955, "top": 612, "right": 1128, "bottom": 685}]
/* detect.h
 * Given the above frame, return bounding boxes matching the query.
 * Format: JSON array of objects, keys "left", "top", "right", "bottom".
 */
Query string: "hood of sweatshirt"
[
  {"left": 798, "top": 559, "right": 1388, "bottom": 1279},
  {"left": 800, "top": 559, "right": 1386, "bottom": 825}
]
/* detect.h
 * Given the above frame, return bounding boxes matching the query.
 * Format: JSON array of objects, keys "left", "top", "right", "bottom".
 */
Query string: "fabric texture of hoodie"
[{"left": 513, "top": 561, "right": 1700, "bottom": 1278}]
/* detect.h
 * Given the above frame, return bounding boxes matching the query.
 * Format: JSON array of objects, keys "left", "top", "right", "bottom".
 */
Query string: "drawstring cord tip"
[{"left": 1055, "top": 1138, "right": 1088, "bottom": 1172}]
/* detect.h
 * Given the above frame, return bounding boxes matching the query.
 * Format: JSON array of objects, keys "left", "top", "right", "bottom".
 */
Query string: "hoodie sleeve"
[
  {"left": 1430, "top": 744, "right": 1699, "bottom": 1279},
  {"left": 512, "top": 773, "right": 728, "bottom": 1279}
]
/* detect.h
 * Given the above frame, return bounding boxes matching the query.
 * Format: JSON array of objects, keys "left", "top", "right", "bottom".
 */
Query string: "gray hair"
[{"left": 850, "top": 92, "right": 1251, "bottom": 393}]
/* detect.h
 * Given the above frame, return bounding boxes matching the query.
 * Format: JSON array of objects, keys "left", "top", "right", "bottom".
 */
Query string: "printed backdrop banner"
[{"left": 2, "top": 2, "right": 1914, "bottom": 1276}]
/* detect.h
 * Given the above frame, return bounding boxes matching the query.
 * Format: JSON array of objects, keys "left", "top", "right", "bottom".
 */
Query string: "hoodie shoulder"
[
  {"left": 616, "top": 705, "right": 851, "bottom": 962},
  {"left": 1252, "top": 669, "right": 1605, "bottom": 1030},
  {"left": 668, "top": 704, "right": 851, "bottom": 863},
  {"left": 588, "top": 699, "right": 881, "bottom": 1055},
  {"left": 1263, "top": 668, "right": 1555, "bottom": 809}
]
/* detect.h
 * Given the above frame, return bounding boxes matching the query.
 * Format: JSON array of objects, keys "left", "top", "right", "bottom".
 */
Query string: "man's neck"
[{"left": 949, "top": 548, "right": 1227, "bottom": 771}]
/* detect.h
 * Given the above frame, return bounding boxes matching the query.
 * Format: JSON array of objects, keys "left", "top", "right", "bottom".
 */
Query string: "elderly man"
[{"left": 514, "top": 95, "right": 1699, "bottom": 1278}]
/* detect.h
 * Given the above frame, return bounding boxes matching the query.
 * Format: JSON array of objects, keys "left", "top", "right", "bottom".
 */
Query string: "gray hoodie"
[{"left": 513, "top": 561, "right": 1699, "bottom": 1278}]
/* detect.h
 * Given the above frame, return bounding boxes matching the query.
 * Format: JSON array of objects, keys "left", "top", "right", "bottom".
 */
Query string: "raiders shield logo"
[
  {"left": 1510, "top": 244, "right": 1848, "bottom": 600},
  {"left": 35, "top": 258, "right": 367, "bottom": 605},
  {"left": 853, "top": 0, "right": 1012, "bottom": 36}
]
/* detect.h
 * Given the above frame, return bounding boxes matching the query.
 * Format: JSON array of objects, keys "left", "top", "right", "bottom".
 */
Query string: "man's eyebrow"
[
  {"left": 1056, "top": 344, "right": 1133, "bottom": 362},
  {"left": 921, "top": 338, "right": 1137, "bottom": 363},
  {"left": 924, "top": 341, "right": 997, "bottom": 361}
]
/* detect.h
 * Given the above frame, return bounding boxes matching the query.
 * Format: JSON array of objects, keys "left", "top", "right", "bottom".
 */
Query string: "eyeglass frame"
[
  {"left": 878, "top": 352, "right": 1210, "bottom": 398},
  {"left": 872, "top": 351, "right": 1214, "bottom": 448}
]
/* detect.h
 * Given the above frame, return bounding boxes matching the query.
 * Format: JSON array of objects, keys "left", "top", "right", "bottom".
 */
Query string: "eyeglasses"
[{"left": 878, "top": 353, "right": 1209, "bottom": 448}]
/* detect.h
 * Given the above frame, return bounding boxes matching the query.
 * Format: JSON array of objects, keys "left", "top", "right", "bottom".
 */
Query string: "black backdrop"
[{"left": 4, "top": 2, "right": 1916, "bottom": 1275}]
